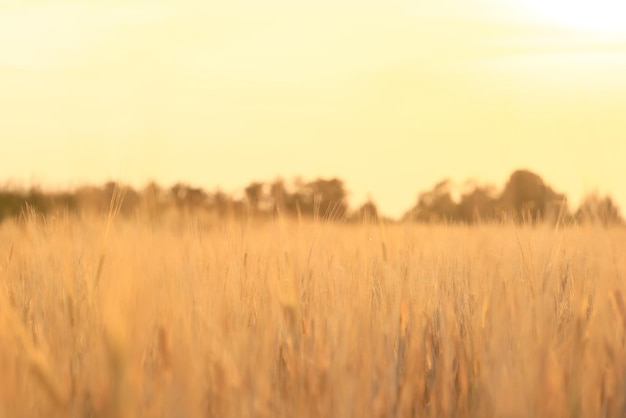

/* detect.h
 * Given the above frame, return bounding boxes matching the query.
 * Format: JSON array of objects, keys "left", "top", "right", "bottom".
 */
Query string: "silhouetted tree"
[
  {"left": 404, "top": 180, "right": 458, "bottom": 223},
  {"left": 269, "top": 179, "right": 287, "bottom": 215},
  {"left": 25, "top": 188, "right": 50, "bottom": 214},
  {"left": 1, "top": 171, "right": 623, "bottom": 226},
  {"left": 94, "top": 181, "right": 141, "bottom": 215},
  {"left": 244, "top": 182, "right": 264, "bottom": 212},
  {"left": 49, "top": 192, "right": 78, "bottom": 215},
  {"left": 170, "top": 183, "right": 207, "bottom": 214},
  {"left": 170, "top": 183, "right": 188, "bottom": 211},
  {"left": 499, "top": 170, "right": 565, "bottom": 223},
  {"left": 352, "top": 200, "right": 380, "bottom": 223},
  {"left": 212, "top": 189, "right": 230, "bottom": 217},
  {"left": 122, "top": 186, "right": 141, "bottom": 215},
  {"left": 0, "top": 190, "right": 29, "bottom": 222},
  {"left": 303, "top": 178, "right": 349, "bottom": 220},
  {"left": 141, "top": 182, "right": 163, "bottom": 219},
  {"left": 186, "top": 187, "right": 207, "bottom": 210},
  {"left": 458, "top": 183, "right": 498, "bottom": 223},
  {"left": 575, "top": 193, "right": 624, "bottom": 226}
]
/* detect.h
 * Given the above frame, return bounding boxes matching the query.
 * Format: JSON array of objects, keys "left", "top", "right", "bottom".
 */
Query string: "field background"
[{"left": 1, "top": 212, "right": 625, "bottom": 418}]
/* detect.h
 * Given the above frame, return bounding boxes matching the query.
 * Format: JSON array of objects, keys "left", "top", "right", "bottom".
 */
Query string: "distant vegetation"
[
  {"left": 3, "top": 208, "right": 626, "bottom": 417},
  {"left": 403, "top": 169, "right": 623, "bottom": 226},
  {"left": 0, "top": 169, "right": 623, "bottom": 225},
  {"left": 2, "top": 177, "right": 625, "bottom": 417}
]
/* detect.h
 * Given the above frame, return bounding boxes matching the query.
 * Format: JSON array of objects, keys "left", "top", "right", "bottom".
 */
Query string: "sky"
[{"left": 1, "top": 0, "right": 626, "bottom": 218}]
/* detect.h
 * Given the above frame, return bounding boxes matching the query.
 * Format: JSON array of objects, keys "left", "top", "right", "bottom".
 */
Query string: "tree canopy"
[{"left": 0, "top": 169, "right": 622, "bottom": 226}]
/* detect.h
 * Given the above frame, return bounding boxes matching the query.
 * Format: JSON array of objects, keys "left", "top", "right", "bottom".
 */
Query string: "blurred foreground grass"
[{"left": 0, "top": 211, "right": 625, "bottom": 418}]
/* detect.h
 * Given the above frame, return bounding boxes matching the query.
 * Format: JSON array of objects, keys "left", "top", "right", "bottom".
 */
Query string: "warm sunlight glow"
[
  {"left": 2, "top": 0, "right": 626, "bottom": 217},
  {"left": 517, "top": 0, "right": 626, "bottom": 34}
]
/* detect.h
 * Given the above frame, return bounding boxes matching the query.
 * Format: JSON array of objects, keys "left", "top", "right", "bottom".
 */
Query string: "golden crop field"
[{"left": 1, "top": 209, "right": 625, "bottom": 418}]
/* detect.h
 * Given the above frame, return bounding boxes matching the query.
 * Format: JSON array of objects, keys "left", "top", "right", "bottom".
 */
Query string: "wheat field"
[{"left": 0, "top": 208, "right": 625, "bottom": 418}]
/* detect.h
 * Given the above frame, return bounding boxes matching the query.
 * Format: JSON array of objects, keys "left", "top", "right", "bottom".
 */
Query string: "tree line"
[
  {"left": 0, "top": 169, "right": 622, "bottom": 226},
  {"left": 402, "top": 169, "right": 623, "bottom": 225}
]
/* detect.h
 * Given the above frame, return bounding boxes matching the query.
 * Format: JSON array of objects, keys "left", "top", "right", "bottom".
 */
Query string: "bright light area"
[
  {"left": 2, "top": 0, "right": 626, "bottom": 217},
  {"left": 514, "top": 0, "right": 626, "bottom": 34}
]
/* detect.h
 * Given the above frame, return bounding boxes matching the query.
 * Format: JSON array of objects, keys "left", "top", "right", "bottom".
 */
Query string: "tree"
[
  {"left": 170, "top": 183, "right": 207, "bottom": 214},
  {"left": 141, "top": 182, "right": 163, "bottom": 220},
  {"left": 352, "top": 199, "right": 380, "bottom": 223},
  {"left": 499, "top": 170, "right": 565, "bottom": 223},
  {"left": 269, "top": 179, "right": 287, "bottom": 215},
  {"left": 211, "top": 189, "right": 230, "bottom": 217},
  {"left": 457, "top": 183, "right": 498, "bottom": 223},
  {"left": 306, "top": 178, "right": 349, "bottom": 220},
  {"left": 244, "top": 182, "right": 264, "bottom": 212},
  {"left": 576, "top": 193, "right": 624, "bottom": 226},
  {"left": 404, "top": 179, "right": 458, "bottom": 223},
  {"left": 0, "top": 190, "right": 31, "bottom": 222}
]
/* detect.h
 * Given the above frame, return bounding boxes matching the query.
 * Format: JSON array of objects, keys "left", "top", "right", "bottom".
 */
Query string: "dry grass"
[{"left": 0, "top": 210, "right": 625, "bottom": 418}]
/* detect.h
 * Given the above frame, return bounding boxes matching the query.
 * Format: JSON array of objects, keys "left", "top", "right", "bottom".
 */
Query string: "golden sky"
[{"left": 2, "top": 0, "right": 626, "bottom": 217}]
